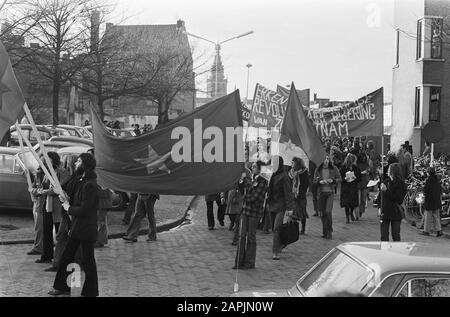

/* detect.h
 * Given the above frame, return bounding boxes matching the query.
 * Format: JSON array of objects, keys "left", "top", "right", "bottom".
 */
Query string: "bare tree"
[
  {"left": 20, "top": 0, "right": 101, "bottom": 125},
  {"left": 74, "top": 17, "right": 208, "bottom": 123},
  {"left": 0, "top": 1, "right": 44, "bottom": 66}
]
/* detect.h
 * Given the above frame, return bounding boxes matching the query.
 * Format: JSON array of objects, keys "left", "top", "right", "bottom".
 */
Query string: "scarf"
[{"left": 289, "top": 168, "right": 306, "bottom": 199}]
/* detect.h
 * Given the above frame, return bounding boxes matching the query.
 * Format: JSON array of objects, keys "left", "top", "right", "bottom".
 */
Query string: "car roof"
[
  {"left": 338, "top": 242, "right": 450, "bottom": 277},
  {"left": 57, "top": 125, "right": 83, "bottom": 129},
  {"left": 48, "top": 136, "right": 93, "bottom": 146},
  {"left": 57, "top": 146, "right": 89, "bottom": 154},
  {"left": 0, "top": 146, "right": 24, "bottom": 155},
  {"left": 10, "top": 125, "right": 51, "bottom": 131}
]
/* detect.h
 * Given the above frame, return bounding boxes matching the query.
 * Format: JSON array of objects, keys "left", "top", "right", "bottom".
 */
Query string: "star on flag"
[{"left": 134, "top": 144, "right": 172, "bottom": 175}]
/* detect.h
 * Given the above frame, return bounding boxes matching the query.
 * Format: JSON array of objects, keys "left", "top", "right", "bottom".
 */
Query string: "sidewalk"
[
  {"left": 0, "top": 194, "right": 448, "bottom": 297},
  {"left": 0, "top": 195, "right": 195, "bottom": 245}
]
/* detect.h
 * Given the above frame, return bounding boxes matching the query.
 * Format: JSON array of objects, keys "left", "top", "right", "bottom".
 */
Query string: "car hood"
[{"left": 231, "top": 289, "right": 292, "bottom": 297}]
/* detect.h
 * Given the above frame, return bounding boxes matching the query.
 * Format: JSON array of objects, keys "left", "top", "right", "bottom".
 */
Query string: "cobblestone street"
[{"left": 1, "top": 194, "right": 448, "bottom": 297}]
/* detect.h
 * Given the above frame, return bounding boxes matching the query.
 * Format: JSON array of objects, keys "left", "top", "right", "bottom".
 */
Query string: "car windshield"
[{"left": 296, "top": 249, "right": 375, "bottom": 297}]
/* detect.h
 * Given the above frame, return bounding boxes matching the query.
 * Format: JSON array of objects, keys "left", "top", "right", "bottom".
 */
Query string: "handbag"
[{"left": 279, "top": 220, "right": 300, "bottom": 246}]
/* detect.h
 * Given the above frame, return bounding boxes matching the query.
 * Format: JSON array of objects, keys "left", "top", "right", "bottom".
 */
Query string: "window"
[
  {"left": 429, "top": 87, "right": 441, "bottom": 121},
  {"left": 417, "top": 20, "right": 423, "bottom": 59},
  {"left": 417, "top": 17, "right": 444, "bottom": 60},
  {"left": 395, "top": 28, "right": 400, "bottom": 66},
  {"left": 431, "top": 18, "right": 443, "bottom": 59},
  {"left": 415, "top": 87, "right": 421, "bottom": 126},
  {"left": 397, "top": 278, "right": 450, "bottom": 297},
  {"left": 297, "top": 249, "right": 375, "bottom": 296},
  {"left": 0, "top": 154, "right": 15, "bottom": 174},
  {"left": 29, "top": 130, "right": 50, "bottom": 142}
]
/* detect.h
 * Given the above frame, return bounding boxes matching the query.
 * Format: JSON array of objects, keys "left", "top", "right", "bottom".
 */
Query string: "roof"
[
  {"left": 338, "top": 242, "right": 450, "bottom": 278},
  {"left": 105, "top": 23, "right": 190, "bottom": 55},
  {"left": 57, "top": 146, "right": 89, "bottom": 155},
  {"left": 48, "top": 136, "right": 93, "bottom": 146},
  {"left": 0, "top": 146, "right": 25, "bottom": 155}
]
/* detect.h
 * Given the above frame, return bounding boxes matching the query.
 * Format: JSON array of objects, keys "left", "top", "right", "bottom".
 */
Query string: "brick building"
[{"left": 392, "top": 0, "right": 450, "bottom": 154}]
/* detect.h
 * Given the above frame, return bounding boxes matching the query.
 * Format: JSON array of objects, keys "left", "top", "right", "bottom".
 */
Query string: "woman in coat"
[
  {"left": 422, "top": 167, "right": 443, "bottom": 237},
  {"left": 267, "top": 155, "right": 294, "bottom": 260},
  {"left": 288, "top": 157, "right": 310, "bottom": 234},
  {"left": 340, "top": 153, "right": 361, "bottom": 223},
  {"left": 380, "top": 162, "right": 407, "bottom": 241}
]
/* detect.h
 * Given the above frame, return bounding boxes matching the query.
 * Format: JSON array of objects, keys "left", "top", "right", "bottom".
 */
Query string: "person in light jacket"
[{"left": 314, "top": 154, "right": 341, "bottom": 240}]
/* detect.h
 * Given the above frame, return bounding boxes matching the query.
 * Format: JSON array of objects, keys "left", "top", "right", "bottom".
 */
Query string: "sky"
[{"left": 115, "top": 0, "right": 396, "bottom": 102}]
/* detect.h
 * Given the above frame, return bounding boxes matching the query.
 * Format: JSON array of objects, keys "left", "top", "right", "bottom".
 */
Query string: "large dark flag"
[
  {"left": 276, "top": 83, "right": 326, "bottom": 167},
  {"left": 91, "top": 91, "right": 245, "bottom": 195},
  {"left": 0, "top": 42, "right": 25, "bottom": 139}
]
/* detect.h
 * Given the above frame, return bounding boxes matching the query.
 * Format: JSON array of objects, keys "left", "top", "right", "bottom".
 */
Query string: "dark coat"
[
  {"left": 340, "top": 165, "right": 362, "bottom": 208},
  {"left": 381, "top": 177, "right": 407, "bottom": 221},
  {"left": 423, "top": 176, "right": 441, "bottom": 211},
  {"left": 267, "top": 171, "right": 294, "bottom": 213},
  {"left": 67, "top": 171, "right": 100, "bottom": 241}
]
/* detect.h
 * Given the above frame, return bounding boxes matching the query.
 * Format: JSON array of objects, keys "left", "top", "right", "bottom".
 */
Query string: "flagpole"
[
  {"left": 14, "top": 123, "right": 58, "bottom": 189},
  {"left": 380, "top": 88, "right": 385, "bottom": 215},
  {"left": 16, "top": 121, "right": 33, "bottom": 194},
  {"left": 22, "top": 103, "right": 63, "bottom": 196}
]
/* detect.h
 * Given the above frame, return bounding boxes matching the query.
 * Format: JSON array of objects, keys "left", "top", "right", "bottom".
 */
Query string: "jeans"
[
  {"left": 97, "top": 209, "right": 108, "bottom": 245},
  {"left": 235, "top": 215, "right": 259, "bottom": 267},
  {"left": 42, "top": 212, "right": 59, "bottom": 261},
  {"left": 380, "top": 220, "right": 401, "bottom": 241},
  {"left": 122, "top": 193, "right": 138, "bottom": 223},
  {"left": 319, "top": 192, "right": 334, "bottom": 237},
  {"left": 53, "top": 214, "right": 70, "bottom": 268},
  {"left": 272, "top": 212, "right": 284, "bottom": 254},
  {"left": 206, "top": 200, "right": 225, "bottom": 228},
  {"left": 232, "top": 214, "right": 241, "bottom": 244},
  {"left": 261, "top": 205, "right": 271, "bottom": 231},
  {"left": 311, "top": 183, "right": 319, "bottom": 214},
  {"left": 359, "top": 188, "right": 368, "bottom": 217},
  {"left": 31, "top": 210, "right": 43, "bottom": 253},
  {"left": 53, "top": 237, "right": 98, "bottom": 297},
  {"left": 126, "top": 195, "right": 157, "bottom": 240},
  {"left": 424, "top": 209, "right": 441, "bottom": 233}
]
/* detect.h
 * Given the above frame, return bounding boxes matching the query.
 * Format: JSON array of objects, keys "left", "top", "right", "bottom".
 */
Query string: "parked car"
[
  {"left": 47, "top": 136, "right": 94, "bottom": 148},
  {"left": 33, "top": 140, "right": 92, "bottom": 155},
  {"left": 232, "top": 242, "right": 450, "bottom": 297},
  {"left": 8, "top": 125, "right": 53, "bottom": 147},
  {"left": 52, "top": 125, "right": 92, "bottom": 139},
  {"left": 107, "top": 127, "right": 137, "bottom": 138},
  {"left": 0, "top": 146, "right": 38, "bottom": 210},
  {"left": 46, "top": 126, "right": 71, "bottom": 137}
]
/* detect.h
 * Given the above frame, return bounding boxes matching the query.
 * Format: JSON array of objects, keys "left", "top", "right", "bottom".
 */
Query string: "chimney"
[
  {"left": 90, "top": 11, "right": 100, "bottom": 52},
  {"left": 314, "top": 93, "right": 317, "bottom": 101},
  {"left": 176, "top": 19, "right": 185, "bottom": 30}
]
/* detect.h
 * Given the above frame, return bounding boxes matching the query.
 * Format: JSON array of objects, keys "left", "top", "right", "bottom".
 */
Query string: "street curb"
[{"left": 0, "top": 196, "right": 198, "bottom": 246}]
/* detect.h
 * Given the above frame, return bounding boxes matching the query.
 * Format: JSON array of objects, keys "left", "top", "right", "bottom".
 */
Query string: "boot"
[{"left": 350, "top": 211, "right": 355, "bottom": 222}]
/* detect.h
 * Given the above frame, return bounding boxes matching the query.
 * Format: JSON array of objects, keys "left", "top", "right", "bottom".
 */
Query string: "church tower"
[{"left": 206, "top": 48, "right": 228, "bottom": 98}]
